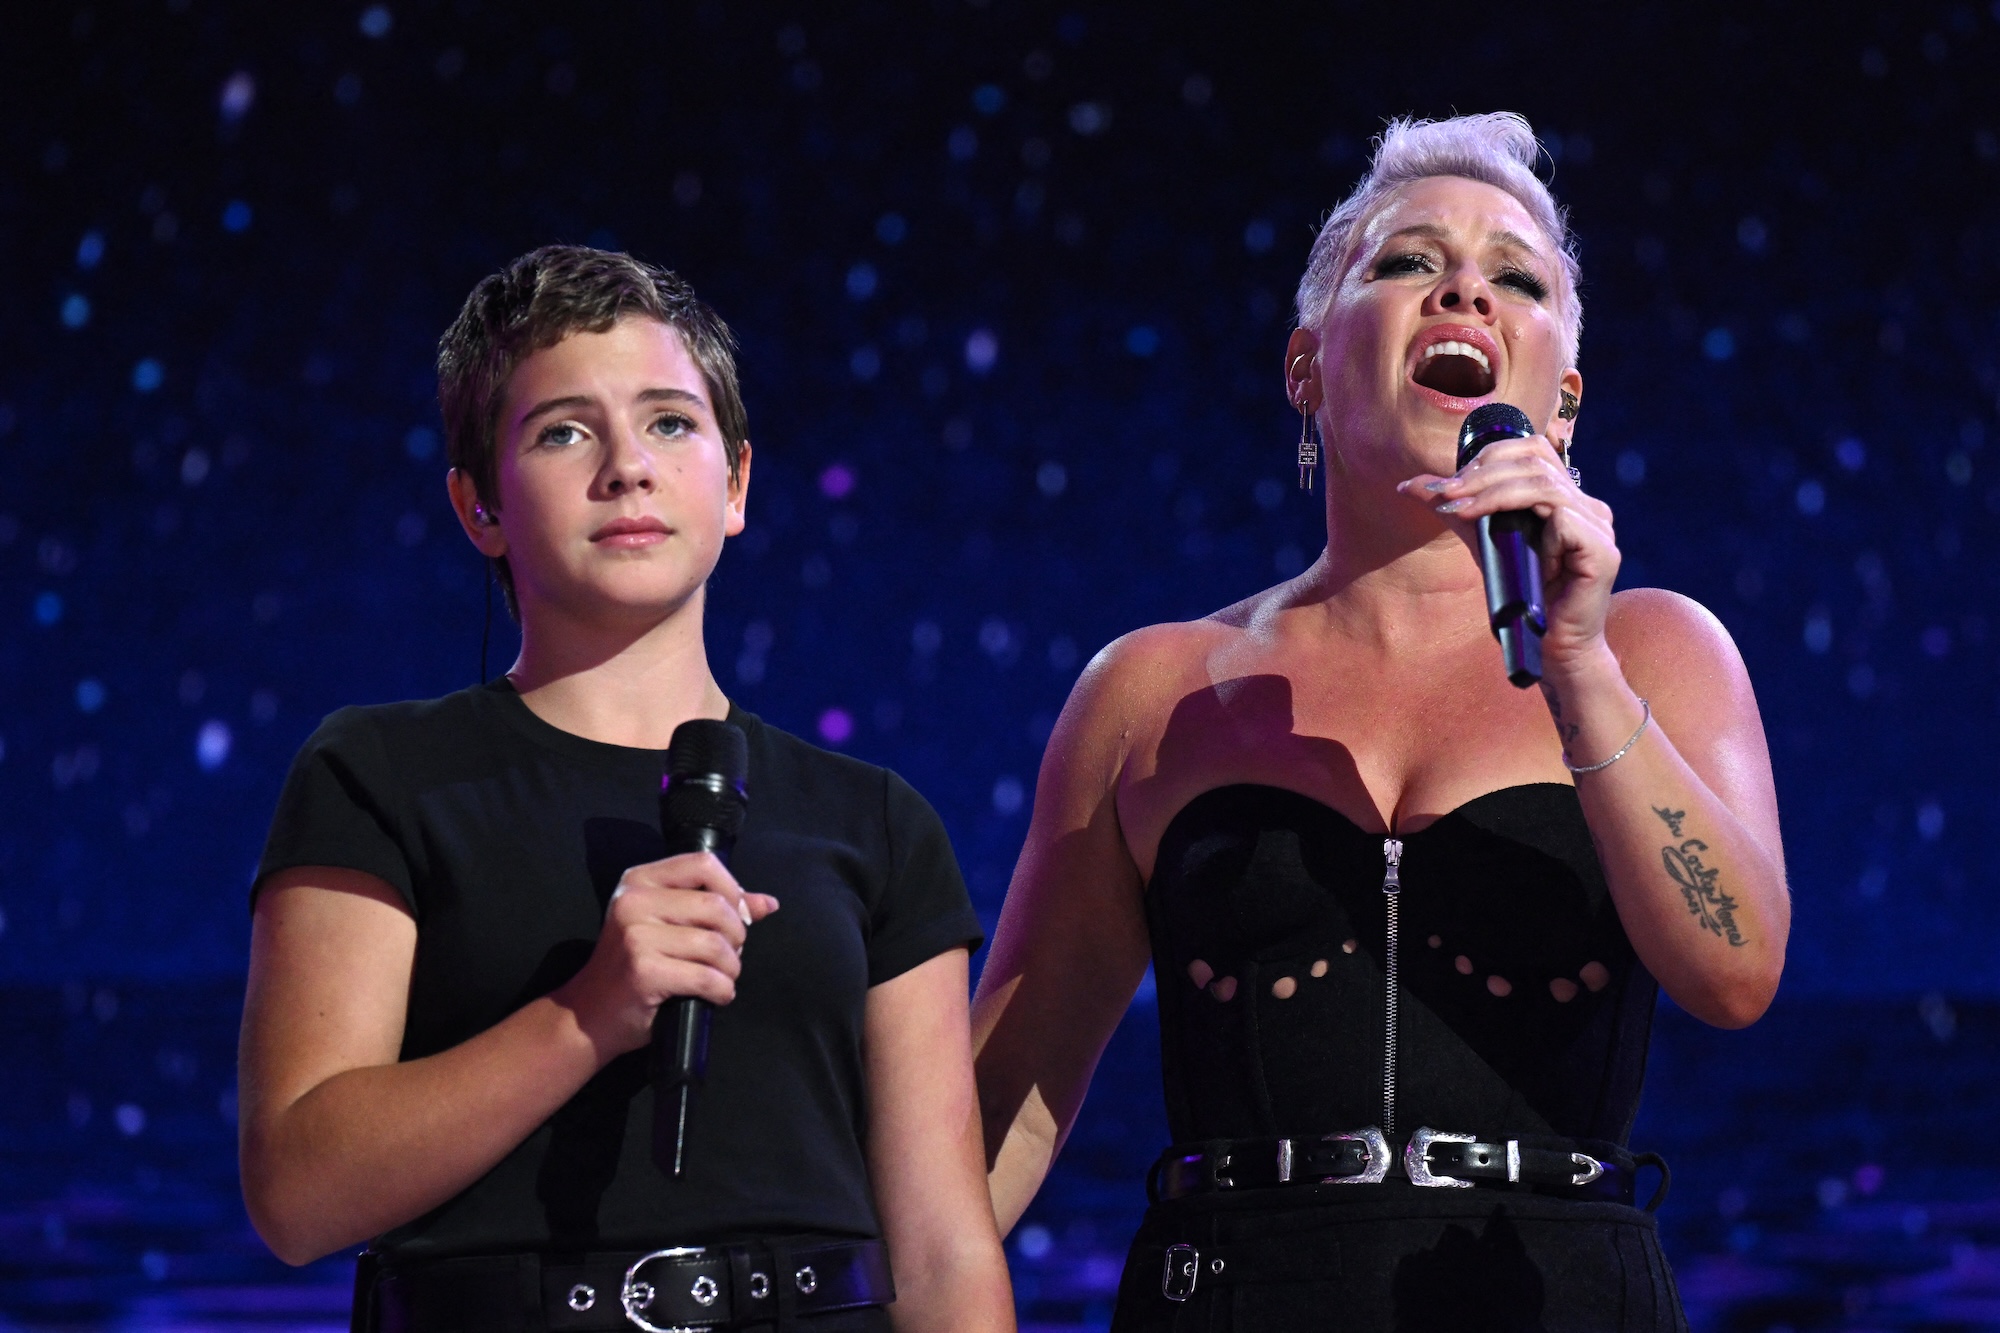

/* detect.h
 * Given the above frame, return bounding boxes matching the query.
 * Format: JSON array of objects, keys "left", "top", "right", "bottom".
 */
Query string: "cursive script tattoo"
[{"left": 1652, "top": 807, "right": 1746, "bottom": 946}]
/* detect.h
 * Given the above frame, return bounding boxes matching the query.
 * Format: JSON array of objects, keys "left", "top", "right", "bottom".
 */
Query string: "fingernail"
[
  {"left": 738, "top": 901, "right": 754, "bottom": 926},
  {"left": 1434, "top": 499, "right": 1468, "bottom": 513},
  {"left": 1424, "top": 480, "right": 1451, "bottom": 493}
]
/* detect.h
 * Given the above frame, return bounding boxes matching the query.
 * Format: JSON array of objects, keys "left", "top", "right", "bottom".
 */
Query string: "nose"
[
  {"left": 595, "top": 421, "right": 656, "bottom": 497},
  {"left": 1429, "top": 261, "right": 1495, "bottom": 320}
]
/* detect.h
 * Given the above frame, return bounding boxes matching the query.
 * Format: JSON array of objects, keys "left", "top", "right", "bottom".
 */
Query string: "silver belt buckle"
[
  {"left": 1161, "top": 1242, "right": 1200, "bottom": 1301},
  {"left": 621, "top": 1246, "right": 708, "bottom": 1333},
  {"left": 1327, "top": 1125, "right": 1391, "bottom": 1184},
  {"left": 1405, "top": 1127, "right": 1477, "bottom": 1188}
]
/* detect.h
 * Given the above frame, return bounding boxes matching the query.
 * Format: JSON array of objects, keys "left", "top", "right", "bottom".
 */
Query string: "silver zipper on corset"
[{"left": 1381, "top": 837, "right": 1404, "bottom": 1137}]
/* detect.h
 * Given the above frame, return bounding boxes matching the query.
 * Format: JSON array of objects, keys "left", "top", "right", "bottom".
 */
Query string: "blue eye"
[
  {"left": 652, "top": 412, "right": 697, "bottom": 438},
  {"left": 1497, "top": 268, "right": 1550, "bottom": 300},
  {"left": 537, "top": 422, "right": 583, "bottom": 448}
]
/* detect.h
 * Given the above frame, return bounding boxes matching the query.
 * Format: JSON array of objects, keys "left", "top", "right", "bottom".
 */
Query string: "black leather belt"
[
  {"left": 360, "top": 1238, "right": 892, "bottom": 1332},
  {"left": 1147, "top": 1125, "right": 1668, "bottom": 1211}
]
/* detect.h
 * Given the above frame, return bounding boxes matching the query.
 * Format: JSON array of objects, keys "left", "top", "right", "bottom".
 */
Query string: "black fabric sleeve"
[
  {"left": 252, "top": 707, "right": 418, "bottom": 915},
  {"left": 866, "top": 770, "right": 984, "bottom": 986}
]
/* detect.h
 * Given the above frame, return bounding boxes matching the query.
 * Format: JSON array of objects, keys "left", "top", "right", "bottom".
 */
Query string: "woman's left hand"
[{"left": 1399, "top": 434, "right": 1620, "bottom": 670}]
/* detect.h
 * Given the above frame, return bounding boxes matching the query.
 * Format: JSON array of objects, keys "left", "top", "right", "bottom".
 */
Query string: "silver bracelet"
[{"left": 1562, "top": 698, "right": 1651, "bottom": 774}]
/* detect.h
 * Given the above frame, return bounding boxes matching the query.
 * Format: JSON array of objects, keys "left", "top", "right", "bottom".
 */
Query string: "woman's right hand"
[{"left": 553, "top": 852, "right": 780, "bottom": 1058}]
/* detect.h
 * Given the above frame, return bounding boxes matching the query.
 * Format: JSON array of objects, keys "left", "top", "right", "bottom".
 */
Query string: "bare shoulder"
[
  {"left": 1604, "top": 587, "right": 1760, "bottom": 717},
  {"left": 1066, "top": 618, "right": 1230, "bottom": 733}
]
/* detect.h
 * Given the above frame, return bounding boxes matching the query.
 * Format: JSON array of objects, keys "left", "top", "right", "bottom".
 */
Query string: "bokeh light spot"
[
  {"left": 845, "top": 262, "right": 877, "bottom": 300},
  {"left": 75, "top": 679, "right": 106, "bottom": 714},
  {"left": 964, "top": 328, "right": 998, "bottom": 373},
  {"left": 404, "top": 427, "right": 438, "bottom": 461},
  {"left": 60, "top": 295, "right": 90, "bottom": 329},
  {"left": 219, "top": 71, "right": 255, "bottom": 121},
  {"left": 1795, "top": 479, "right": 1825, "bottom": 516},
  {"left": 874, "top": 212, "right": 906, "bottom": 245},
  {"left": 1243, "top": 219, "right": 1274, "bottom": 254},
  {"left": 76, "top": 230, "right": 105, "bottom": 269},
  {"left": 358, "top": 5, "right": 392, "bottom": 38},
  {"left": 1702, "top": 328, "right": 1735, "bottom": 361},
  {"left": 992, "top": 776, "right": 1024, "bottom": 815},
  {"left": 816, "top": 707, "right": 854, "bottom": 746},
  {"left": 819, "top": 463, "right": 856, "bottom": 500},
  {"left": 34, "top": 592, "right": 63, "bottom": 626},
  {"left": 131, "top": 359, "right": 164, "bottom": 392},
  {"left": 1125, "top": 325, "right": 1160, "bottom": 357},
  {"left": 221, "top": 200, "right": 252, "bottom": 232},
  {"left": 196, "top": 720, "right": 232, "bottom": 771}
]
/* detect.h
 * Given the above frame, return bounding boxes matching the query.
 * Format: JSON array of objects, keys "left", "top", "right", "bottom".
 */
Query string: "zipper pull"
[{"left": 1382, "top": 838, "right": 1403, "bottom": 893}]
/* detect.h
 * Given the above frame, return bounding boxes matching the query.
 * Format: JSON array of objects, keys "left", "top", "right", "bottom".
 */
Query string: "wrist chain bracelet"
[{"left": 1562, "top": 698, "right": 1651, "bottom": 774}]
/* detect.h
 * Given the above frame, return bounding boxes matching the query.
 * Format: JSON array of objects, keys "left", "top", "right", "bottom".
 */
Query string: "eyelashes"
[
  {"left": 534, "top": 412, "right": 700, "bottom": 448},
  {"left": 1372, "top": 251, "right": 1550, "bottom": 301}
]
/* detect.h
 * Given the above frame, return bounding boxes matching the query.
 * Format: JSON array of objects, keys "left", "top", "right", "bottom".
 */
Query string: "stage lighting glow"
[
  {"left": 75, "top": 679, "right": 106, "bottom": 713},
  {"left": 218, "top": 71, "right": 255, "bottom": 121},
  {"left": 34, "top": 592, "right": 63, "bottom": 626},
  {"left": 196, "top": 720, "right": 232, "bottom": 771},
  {"left": 359, "top": 5, "right": 392, "bottom": 38},
  {"left": 1124, "top": 326, "right": 1159, "bottom": 358},
  {"left": 1243, "top": 219, "right": 1274, "bottom": 254},
  {"left": 132, "top": 359, "right": 165, "bottom": 392},
  {"left": 60, "top": 295, "right": 90, "bottom": 329},
  {"left": 845, "top": 262, "right": 877, "bottom": 299},
  {"left": 816, "top": 707, "right": 853, "bottom": 746},
  {"left": 819, "top": 464, "right": 856, "bottom": 499},
  {"left": 874, "top": 212, "right": 906, "bottom": 245},
  {"left": 76, "top": 229, "right": 105, "bottom": 268},
  {"left": 964, "top": 329, "right": 997, "bottom": 373},
  {"left": 404, "top": 426, "right": 438, "bottom": 460},
  {"left": 221, "top": 200, "right": 252, "bottom": 232},
  {"left": 1702, "top": 328, "right": 1735, "bottom": 361},
  {"left": 991, "top": 776, "right": 1023, "bottom": 815}
]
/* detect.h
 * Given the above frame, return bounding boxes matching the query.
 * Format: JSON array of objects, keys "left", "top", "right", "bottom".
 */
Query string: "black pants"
[{"left": 1112, "top": 1185, "right": 1687, "bottom": 1332}]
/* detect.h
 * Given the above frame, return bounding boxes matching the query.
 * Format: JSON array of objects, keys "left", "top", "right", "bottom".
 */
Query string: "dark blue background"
[{"left": 3, "top": 2, "right": 1997, "bottom": 1328}]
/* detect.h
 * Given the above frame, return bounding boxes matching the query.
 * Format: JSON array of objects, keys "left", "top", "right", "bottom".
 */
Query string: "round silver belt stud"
[
  {"left": 794, "top": 1265, "right": 818, "bottom": 1295},
  {"left": 690, "top": 1275, "right": 719, "bottom": 1307},
  {"left": 748, "top": 1271, "right": 771, "bottom": 1300},
  {"left": 1210, "top": 1258, "right": 1225, "bottom": 1274},
  {"left": 626, "top": 1281, "right": 655, "bottom": 1310},
  {"left": 567, "top": 1283, "right": 596, "bottom": 1312}
]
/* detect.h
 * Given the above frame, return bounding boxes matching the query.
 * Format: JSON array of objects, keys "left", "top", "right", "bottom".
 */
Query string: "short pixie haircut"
[
  {"left": 437, "top": 244, "right": 748, "bottom": 612},
  {"left": 1294, "top": 112, "right": 1583, "bottom": 368}
]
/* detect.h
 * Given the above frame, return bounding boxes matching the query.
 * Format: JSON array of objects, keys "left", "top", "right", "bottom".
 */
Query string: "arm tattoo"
[
  {"left": 1542, "top": 687, "right": 1581, "bottom": 747},
  {"left": 1651, "top": 806, "right": 1746, "bottom": 947}
]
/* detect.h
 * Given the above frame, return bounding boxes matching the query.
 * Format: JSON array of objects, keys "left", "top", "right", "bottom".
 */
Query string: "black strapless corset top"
[{"left": 1144, "top": 783, "right": 1657, "bottom": 1147}]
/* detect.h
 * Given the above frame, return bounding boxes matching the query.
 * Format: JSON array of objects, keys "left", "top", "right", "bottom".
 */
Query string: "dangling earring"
[
  {"left": 1557, "top": 391, "right": 1581, "bottom": 485},
  {"left": 1296, "top": 399, "right": 1321, "bottom": 491}
]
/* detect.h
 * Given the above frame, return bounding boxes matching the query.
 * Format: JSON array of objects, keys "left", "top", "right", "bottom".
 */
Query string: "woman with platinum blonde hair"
[{"left": 973, "top": 112, "right": 1786, "bottom": 1329}]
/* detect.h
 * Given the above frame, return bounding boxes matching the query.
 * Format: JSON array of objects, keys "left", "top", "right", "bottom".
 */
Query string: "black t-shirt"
[{"left": 254, "top": 682, "right": 982, "bottom": 1263}]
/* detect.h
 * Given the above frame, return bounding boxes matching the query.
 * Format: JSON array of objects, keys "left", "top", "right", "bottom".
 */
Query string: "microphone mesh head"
[
  {"left": 1456, "top": 403, "right": 1536, "bottom": 470},
  {"left": 666, "top": 719, "right": 749, "bottom": 784}
]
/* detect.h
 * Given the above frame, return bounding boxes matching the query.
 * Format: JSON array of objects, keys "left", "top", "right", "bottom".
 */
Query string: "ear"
[
  {"left": 1544, "top": 368, "right": 1584, "bottom": 446},
  {"left": 723, "top": 440, "right": 753, "bottom": 539},
  {"left": 1284, "top": 327, "right": 1322, "bottom": 411},
  {"left": 446, "top": 467, "right": 508, "bottom": 557}
]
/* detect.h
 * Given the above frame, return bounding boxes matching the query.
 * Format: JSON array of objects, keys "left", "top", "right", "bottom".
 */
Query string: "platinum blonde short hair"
[{"left": 1294, "top": 112, "right": 1582, "bottom": 367}]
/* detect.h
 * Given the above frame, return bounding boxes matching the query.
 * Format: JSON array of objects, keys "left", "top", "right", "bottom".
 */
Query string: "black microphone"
[
  {"left": 1456, "top": 403, "right": 1546, "bottom": 688},
  {"left": 654, "top": 718, "right": 749, "bottom": 1178}
]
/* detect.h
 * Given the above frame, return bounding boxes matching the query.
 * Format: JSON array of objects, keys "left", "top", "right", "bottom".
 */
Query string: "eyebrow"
[
  {"left": 516, "top": 386, "right": 709, "bottom": 426},
  {"left": 1380, "top": 222, "right": 1548, "bottom": 261}
]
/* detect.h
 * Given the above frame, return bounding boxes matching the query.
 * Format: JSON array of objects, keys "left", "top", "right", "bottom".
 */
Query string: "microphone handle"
[
  {"left": 652, "top": 822, "right": 733, "bottom": 1176},
  {"left": 1477, "top": 509, "right": 1547, "bottom": 688}
]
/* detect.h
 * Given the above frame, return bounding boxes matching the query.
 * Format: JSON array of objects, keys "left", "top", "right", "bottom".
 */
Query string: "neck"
[
  {"left": 505, "top": 587, "right": 728, "bottom": 749},
  {"left": 1287, "top": 464, "right": 1492, "bottom": 654}
]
